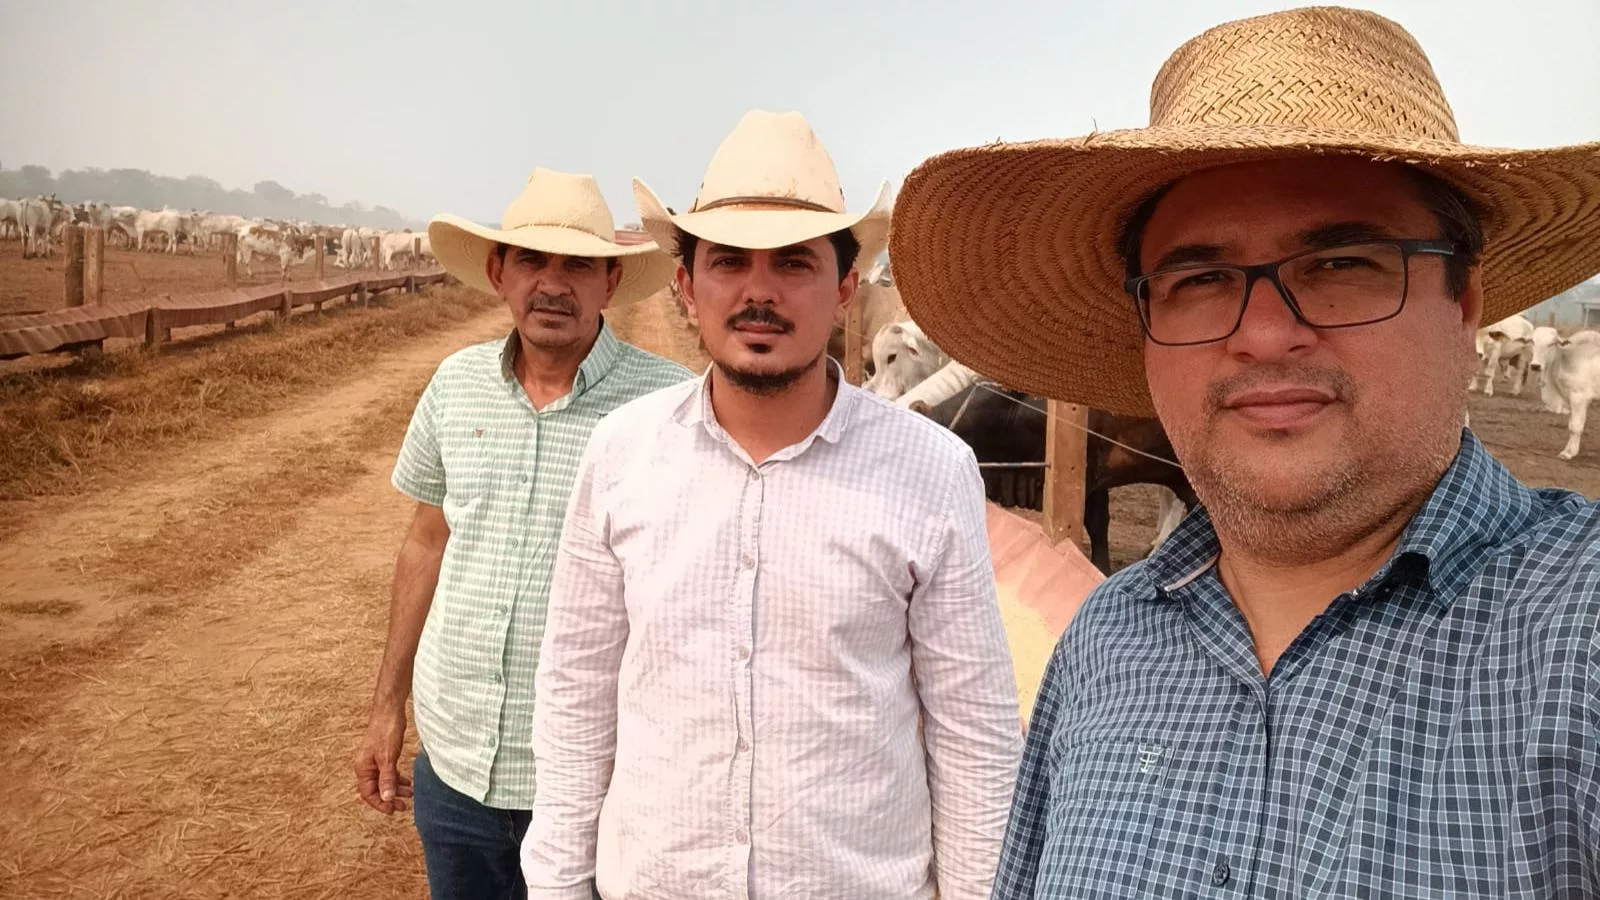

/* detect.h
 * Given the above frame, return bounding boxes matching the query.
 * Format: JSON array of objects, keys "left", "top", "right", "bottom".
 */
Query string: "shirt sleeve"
[
  {"left": 908, "top": 447, "right": 1025, "bottom": 900},
  {"left": 391, "top": 372, "right": 446, "bottom": 506},
  {"left": 521, "top": 428, "right": 629, "bottom": 900},
  {"left": 990, "top": 639, "right": 1070, "bottom": 900}
]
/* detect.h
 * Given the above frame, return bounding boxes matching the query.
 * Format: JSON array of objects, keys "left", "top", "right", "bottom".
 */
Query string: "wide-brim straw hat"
[
  {"left": 429, "top": 168, "right": 675, "bottom": 307},
  {"left": 889, "top": 5, "right": 1600, "bottom": 416},
  {"left": 635, "top": 110, "right": 892, "bottom": 269}
]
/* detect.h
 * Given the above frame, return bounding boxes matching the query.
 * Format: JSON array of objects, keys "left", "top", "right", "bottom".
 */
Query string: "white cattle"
[
  {"left": 1539, "top": 330, "right": 1600, "bottom": 414},
  {"left": 0, "top": 198, "right": 19, "bottom": 239},
  {"left": 377, "top": 231, "right": 433, "bottom": 270},
  {"left": 1540, "top": 337, "right": 1600, "bottom": 459},
  {"left": 336, "top": 227, "right": 367, "bottom": 268},
  {"left": 18, "top": 196, "right": 72, "bottom": 258},
  {"left": 1473, "top": 314, "right": 1536, "bottom": 396},
  {"left": 236, "top": 227, "right": 311, "bottom": 279},
  {"left": 192, "top": 213, "right": 249, "bottom": 251},
  {"left": 895, "top": 359, "right": 983, "bottom": 411},
  {"left": 862, "top": 321, "right": 949, "bottom": 399},
  {"left": 134, "top": 208, "right": 196, "bottom": 253}
]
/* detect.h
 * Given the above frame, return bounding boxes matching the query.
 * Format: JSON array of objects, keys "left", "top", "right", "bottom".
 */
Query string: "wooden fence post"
[
  {"left": 145, "top": 306, "right": 164, "bottom": 350},
  {"left": 63, "top": 225, "right": 85, "bottom": 308},
  {"left": 357, "top": 281, "right": 369, "bottom": 307},
  {"left": 222, "top": 232, "right": 238, "bottom": 287},
  {"left": 278, "top": 289, "right": 293, "bottom": 324},
  {"left": 1042, "top": 401, "right": 1089, "bottom": 549},
  {"left": 85, "top": 226, "right": 105, "bottom": 305},
  {"left": 842, "top": 304, "right": 864, "bottom": 385},
  {"left": 315, "top": 235, "right": 326, "bottom": 279},
  {"left": 371, "top": 236, "right": 382, "bottom": 272}
]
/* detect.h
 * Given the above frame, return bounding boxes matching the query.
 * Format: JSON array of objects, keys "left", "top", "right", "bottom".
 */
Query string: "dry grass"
[
  {"left": 0, "top": 381, "right": 427, "bottom": 752},
  {"left": 0, "top": 285, "right": 499, "bottom": 505},
  {"left": 0, "top": 599, "right": 80, "bottom": 616}
]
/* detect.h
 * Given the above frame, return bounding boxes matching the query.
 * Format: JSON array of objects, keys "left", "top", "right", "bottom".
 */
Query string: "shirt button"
[
  {"left": 492, "top": 672, "right": 502, "bottom": 684},
  {"left": 737, "top": 646, "right": 750, "bottom": 660},
  {"left": 519, "top": 474, "right": 529, "bottom": 484},
  {"left": 741, "top": 554, "right": 755, "bottom": 569},
  {"left": 498, "top": 605, "right": 509, "bottom": 616},
  {"left": 486, "top": 735, "right": 498, "bottom": 748},
  {"left": 1212, "top": 858, "right": 1231, "bottom": 886},
  {"left": 736, "top": 738, "right": 749, "bottom": 751},
  {"left": 735, "top": 829, "right": 748, "bottom": 844},
  {"left": 509, "top": 536, "right": 521, "bottom": 547}
]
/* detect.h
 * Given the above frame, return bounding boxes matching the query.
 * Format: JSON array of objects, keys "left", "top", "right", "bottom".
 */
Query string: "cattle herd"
[
  {"left": 0, "top": 193, "right": 435, "bottom": 279},
  {"left": 1472, "top": 312, "right": 1600, "bottom": 460}
]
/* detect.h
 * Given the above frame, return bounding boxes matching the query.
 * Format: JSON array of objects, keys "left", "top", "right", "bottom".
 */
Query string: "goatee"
[{"left": 721, "top": 351, "right": 824, "bottom": 397}]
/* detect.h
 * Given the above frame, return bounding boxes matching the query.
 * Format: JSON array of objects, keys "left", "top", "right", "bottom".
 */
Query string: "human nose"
[
  {"left": 530, "top": 265, "right": 572, "bottom": 297},
  {"left": 741, "top": 255, "right": 780, "bottom": 304},
  {"left": 1223, "top": 271, "right": 1317, "bottom": 360}
]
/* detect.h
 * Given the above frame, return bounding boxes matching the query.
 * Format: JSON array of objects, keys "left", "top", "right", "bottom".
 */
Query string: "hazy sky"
[{"left": 3, "top": 0, "right": 1596, "bottom": 227}]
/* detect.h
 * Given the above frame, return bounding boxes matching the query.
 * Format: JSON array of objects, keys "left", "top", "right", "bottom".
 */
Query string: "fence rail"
[{"left": 0, "top": 267, "right": 452, "bottom": 359}]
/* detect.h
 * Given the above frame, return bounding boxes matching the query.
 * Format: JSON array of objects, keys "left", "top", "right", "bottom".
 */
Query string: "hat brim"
[
  {"left": 634, "top": 179, "right": 892, "bottom": 273},
  {"left": 889, "top": 124, "right": 1600, "bottom": 416},
  {"left": 426, "top": 214, "right": 676, "bottom": 307}
]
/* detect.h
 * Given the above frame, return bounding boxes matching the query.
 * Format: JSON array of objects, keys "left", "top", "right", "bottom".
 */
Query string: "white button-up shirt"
[{"left": 521, "top": 364, "right": 1022, "bottom": 900}]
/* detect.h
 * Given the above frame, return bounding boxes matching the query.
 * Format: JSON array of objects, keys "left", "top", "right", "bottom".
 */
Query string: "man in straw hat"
[
  {"left": 352, "top": 168, "right": 690, "bottom": 899},
  {"left": 519, "top": 110, "right": 1023, "bottom": 900},
  {"left": 888, "top": 6, "right": 1600, "bottom": 897}
]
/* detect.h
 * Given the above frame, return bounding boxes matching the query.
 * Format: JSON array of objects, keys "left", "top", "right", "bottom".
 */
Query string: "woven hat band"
[{"left": 1150, "top": 7, "right": 1460, "bottom": 142}]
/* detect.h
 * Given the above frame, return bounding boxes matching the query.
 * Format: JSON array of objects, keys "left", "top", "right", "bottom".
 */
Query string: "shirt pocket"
[{"left": 441, "top": 423, "right": 500, "bottom": 501}]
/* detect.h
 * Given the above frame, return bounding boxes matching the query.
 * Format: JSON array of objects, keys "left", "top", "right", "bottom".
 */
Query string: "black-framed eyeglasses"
[{"left": 1124, "top": 239, "right": 1458, "bottom": 347}]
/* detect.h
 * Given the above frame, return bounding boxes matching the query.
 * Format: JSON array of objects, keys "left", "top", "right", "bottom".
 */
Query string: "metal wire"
[{"left": 961, "top": 381, "right": 1186, "bottom": 469}]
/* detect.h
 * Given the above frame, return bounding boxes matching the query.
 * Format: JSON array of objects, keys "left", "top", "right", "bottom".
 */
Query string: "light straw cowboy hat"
[
  {"left": 888, "top": 5, "right": 1600, "bottom": 417},
  {"left": 428, "top": 168, "right": 675, "bottom": 306},
  {"left": 633, "top": 110, "right": 892, "bottom": 267}
]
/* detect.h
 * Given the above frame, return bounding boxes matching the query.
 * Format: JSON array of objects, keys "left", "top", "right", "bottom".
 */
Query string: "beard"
[
  {"left": 1161, "top": 361, "right": 1400, "bottom": 565},
  {"left": 714, "top": 304, "right": 823, "bottom": 396},
  {"left": 721, "top": 350, "right": 824, "bottom": 396}
]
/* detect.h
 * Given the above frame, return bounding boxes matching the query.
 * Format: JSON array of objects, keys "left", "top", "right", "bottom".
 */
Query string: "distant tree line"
[{"left": 0, "top": 164, "right": 423, "bottom": 230}]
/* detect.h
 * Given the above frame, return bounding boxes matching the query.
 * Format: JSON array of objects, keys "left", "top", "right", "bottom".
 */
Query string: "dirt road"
[{"left": 0, "top": 301, "right": 512, "bottom": 898}]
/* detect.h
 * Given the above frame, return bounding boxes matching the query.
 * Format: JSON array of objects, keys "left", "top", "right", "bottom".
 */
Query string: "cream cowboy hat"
[
  {"left": 428, "top": 168, "right": 675, "bottom": 306},
  {"left": 633, "top": 110, "right": 892, "bottom": 268},
  {"left": 889, "top": 5, "right": 1600, "bottom": 416}
]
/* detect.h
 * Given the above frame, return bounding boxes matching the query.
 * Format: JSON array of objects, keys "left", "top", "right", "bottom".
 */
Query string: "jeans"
[
  {"left": 412, "top": 749, "right": 602, "bottom": 900},
  {"left": 412, "top": 748, "right": 534, "bottom": 900}
]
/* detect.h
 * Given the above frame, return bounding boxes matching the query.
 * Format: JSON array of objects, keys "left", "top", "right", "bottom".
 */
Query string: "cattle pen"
[
  {"left": 842, "top": 302, "right": 1092, "bottom": 552},
  {"left": 0, "top": 224, "right": 458, "bottom": 361}
]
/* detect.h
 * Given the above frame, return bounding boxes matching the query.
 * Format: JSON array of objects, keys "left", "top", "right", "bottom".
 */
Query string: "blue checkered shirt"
[{"left": 994, "top": 430, "right": 1600, "bottom": 898}]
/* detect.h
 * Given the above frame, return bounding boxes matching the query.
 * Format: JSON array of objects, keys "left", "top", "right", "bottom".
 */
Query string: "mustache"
[
  {"left": 726, "top": 305, "right": 794, "bottom": 333},
  {"left": 1205, "top": 362, "right": 1356, "bottom": 412},
  {"left": 526, "top": 293, "right": 578, "bottom": 316}
]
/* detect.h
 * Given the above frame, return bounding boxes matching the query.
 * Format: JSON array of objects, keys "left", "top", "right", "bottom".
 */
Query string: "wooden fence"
[{"left": 1, "top": 225, "right": 452, "bottom": 360}]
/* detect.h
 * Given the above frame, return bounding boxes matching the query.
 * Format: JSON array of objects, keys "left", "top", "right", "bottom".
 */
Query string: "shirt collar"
[
  {"left": 672, "top": 356, "right": 859, "bottom": 451},
  {"left": 1141, "top": 429, "right": 1543, "bottom": 608},
  {"left": 498, "top": 317, "right": 623, "bottom": 397}
]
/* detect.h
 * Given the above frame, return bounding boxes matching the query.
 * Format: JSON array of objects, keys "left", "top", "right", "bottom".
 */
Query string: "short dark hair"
[
  {"left": 676, "top": 227, "right": 861, "bottom": 282},
  {"left": 1115, "top": 162, "right": 1485, "bottom": 300},
  {"left": 495, "top": 242, "right": 617, "bottom": 272}
]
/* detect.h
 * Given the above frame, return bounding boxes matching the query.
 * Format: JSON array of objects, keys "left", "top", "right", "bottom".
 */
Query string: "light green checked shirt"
[{"left": 391, "top": 320, "right": 693, "bottom": 808}]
